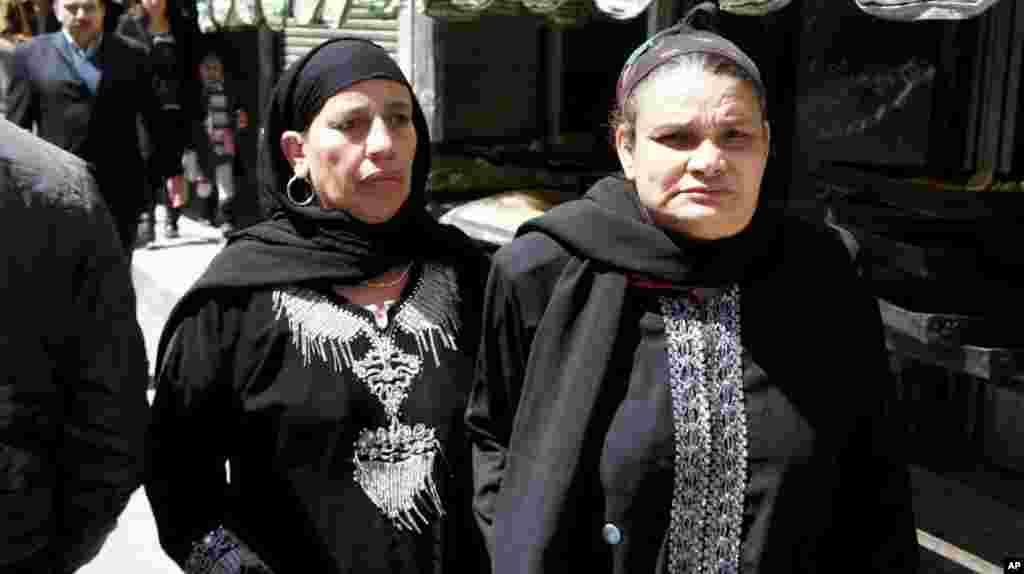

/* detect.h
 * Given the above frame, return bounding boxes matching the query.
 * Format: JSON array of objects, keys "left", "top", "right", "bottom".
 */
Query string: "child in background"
[{"left": 188, "top": 47, "right": 245, "bottom": 233}]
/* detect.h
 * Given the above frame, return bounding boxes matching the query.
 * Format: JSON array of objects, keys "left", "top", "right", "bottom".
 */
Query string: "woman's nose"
[
  {"left": 687, "top": 140, "right": 725, "bottom": 177},
  {"left": 365, "top": 117, "right": 395, "bottom": 158}
]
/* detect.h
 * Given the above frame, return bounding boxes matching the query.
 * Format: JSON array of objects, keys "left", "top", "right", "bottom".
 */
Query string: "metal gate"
[{"left": 280, "top": 3, "right": 400, "bottom": 71}]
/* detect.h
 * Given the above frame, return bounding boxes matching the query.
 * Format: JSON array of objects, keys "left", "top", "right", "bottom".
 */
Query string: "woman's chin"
[
  {"left": 319, "top": 194, "right": 404, "bottom": 224},
  {"left": 661, "top": 214, "right": 750, "bottom": 241},
  {"left": 348, "top": 206, "right": 402, "bottom": 225}
]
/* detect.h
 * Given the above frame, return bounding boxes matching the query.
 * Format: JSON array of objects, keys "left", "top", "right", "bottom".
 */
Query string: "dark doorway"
[{"left": 561, "top": 16, "right": 647, "bottom": 170}]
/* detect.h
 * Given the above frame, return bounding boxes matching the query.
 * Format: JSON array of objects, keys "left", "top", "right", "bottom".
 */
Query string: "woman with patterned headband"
[
  {"left": 145, "top": 38, "right": 490, "bottom": 573},
  {"left": 466, "top": 5, "right": 919, "bottom": 573}
]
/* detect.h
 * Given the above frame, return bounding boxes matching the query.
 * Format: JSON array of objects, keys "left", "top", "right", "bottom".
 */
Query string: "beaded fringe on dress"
[{"left": 272, "top": 263, "right": 460, "bottom": 532}]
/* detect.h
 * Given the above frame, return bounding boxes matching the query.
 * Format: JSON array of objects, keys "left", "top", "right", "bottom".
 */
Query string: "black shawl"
[
  {"left": 490, "top": 175, "right": 782, "bottom": 573},
  {"left": 481, "top": 174, "right": 919, "bottom": 573}
]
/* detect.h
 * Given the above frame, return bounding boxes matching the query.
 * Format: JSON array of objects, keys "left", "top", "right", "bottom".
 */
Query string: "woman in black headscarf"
[
  {"left": 145, "top": 38, "right": 490, "bottom": 574},
  {"left": 466, "top": 6, "right": 919, "bottom": 574}
]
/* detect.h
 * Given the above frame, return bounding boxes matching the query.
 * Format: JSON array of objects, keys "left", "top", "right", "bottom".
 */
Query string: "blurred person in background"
[
  {"left": 189, "top": 44, "right": 245, "bottom": 234},
  {"left": 0, "top": 0, "right": 35, "bottom": 117},
  {"left": 117, "top": 0, "right": 200, "bottom": 243},
  {"left": 6, "top": 0, "right": 179, "bottom": 255}
]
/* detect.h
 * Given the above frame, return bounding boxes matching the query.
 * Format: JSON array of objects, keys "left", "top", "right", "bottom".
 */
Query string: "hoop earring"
[{"left": 286, "top": 173, "right": 316, "bottom": 206}]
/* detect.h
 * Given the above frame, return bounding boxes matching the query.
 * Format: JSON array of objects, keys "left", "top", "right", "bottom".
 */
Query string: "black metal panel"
[
  {"left": 998, "top": 0, "right": 1024, "bottom": 174},
  {"left": 787, "top": 0, "right": 1024, "bottom": 201},
  {"left": 819, "top": 166, "right": 1024, "bottom": 289}
]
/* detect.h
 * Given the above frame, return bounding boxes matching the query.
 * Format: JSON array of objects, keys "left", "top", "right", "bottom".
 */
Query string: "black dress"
[
  {"left": 116, "top": 14, "right": 198, "bottom": 184},
  {"left": 148, "top": 261, "right": 486, "bottom": 573},
  {"left": 467, "top": 177, "right": 920, "bottom": 574}
]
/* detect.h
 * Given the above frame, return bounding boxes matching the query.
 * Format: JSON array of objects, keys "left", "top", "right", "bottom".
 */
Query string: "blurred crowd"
[{"left": 0, "top": 0, "right": 247, "bottom": 253}]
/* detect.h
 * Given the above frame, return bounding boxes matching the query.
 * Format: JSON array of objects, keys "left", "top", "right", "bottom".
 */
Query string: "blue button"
[{"left": 602, "top": 523, "right": 622, "bottom": 545}]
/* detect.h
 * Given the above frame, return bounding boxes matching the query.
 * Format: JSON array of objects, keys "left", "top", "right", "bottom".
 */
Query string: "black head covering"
[
  {"left": 154, "top": 38, "right": 482, "bottom": 373},
  {"left": 259, "top": 37, "right": 431, "bottom": 228}
]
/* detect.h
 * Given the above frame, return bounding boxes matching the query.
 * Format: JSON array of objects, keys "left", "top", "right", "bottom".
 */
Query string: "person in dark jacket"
[
  {"left": 466, "top": 6, "right": 920, "bottom": 574},
  {"left": 117, "top": 0, "right": 201, "bottom": 243},
  {"left": 6, "top": 0, "right": 179, "bottom": 256},
  {"left": 0, "top": 118, "right": 150, "bottom": 573}
]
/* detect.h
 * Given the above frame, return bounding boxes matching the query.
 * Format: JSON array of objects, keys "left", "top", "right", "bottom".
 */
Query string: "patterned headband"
[{"left": 615, "top": 9, "right": 766, "bottom": 109}]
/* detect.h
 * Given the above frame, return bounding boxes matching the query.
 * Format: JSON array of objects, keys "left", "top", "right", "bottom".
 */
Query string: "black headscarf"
[
  {"left": 258, "top": 38, "right": 432, "bottom": 229},
  {"left": 155, "top": 38, "right": 480, "bottom": 373}
]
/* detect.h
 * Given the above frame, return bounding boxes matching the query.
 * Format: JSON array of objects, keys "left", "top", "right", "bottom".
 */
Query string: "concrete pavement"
[
  {"left": 78, "top": 212, "right": 224, "bottom": 573},
  {"left": 132, "top": 213, "right": 226, "bottom": 374}
]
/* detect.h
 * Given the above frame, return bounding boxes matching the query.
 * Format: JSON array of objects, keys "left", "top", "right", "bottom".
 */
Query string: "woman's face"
[
  {"left": 283, "top": 78, "right": 417, "bottom": 224},
  {"left": 616, "top": 66, "right": 769, "bottom": 241}
]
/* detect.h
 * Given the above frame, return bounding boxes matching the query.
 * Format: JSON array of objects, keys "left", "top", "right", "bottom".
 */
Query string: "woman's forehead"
[
  {"left": 320, "top": 79, "right": 411, "bottom": 113},
  {"left": 638, "top": 69, "right": 762, "bottom": 122}
]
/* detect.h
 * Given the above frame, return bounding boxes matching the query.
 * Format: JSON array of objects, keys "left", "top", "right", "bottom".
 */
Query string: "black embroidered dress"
[
  {"left": 148, "top": 262, "right": 483, "bottom": 573},
  {"left": 466, "top": 177, "right": 920, "bottom": 574}
]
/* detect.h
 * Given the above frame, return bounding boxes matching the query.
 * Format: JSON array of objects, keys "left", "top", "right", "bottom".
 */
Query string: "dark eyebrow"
[
  {"left": 385, "top": 101, "right": 413, "bottom": 113},
  {"left": 719, "top": 113, "right": 759, "bottom": 125},
  {"left": 331, "top": 102, "right": 369, "bottom": 117},
  {"left": 650, "top": 120, "right": 700, "bottom": 133},
  {"left": 656, "top": 115, "right": 759, "bottom": 130},
  {"left": 331, "top": 99, "right": 412, "bottom": 117}
]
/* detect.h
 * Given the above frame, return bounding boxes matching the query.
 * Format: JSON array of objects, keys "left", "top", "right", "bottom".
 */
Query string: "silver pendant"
[{"left": 353, "top": 422, "right": 445, "bottom": 532}]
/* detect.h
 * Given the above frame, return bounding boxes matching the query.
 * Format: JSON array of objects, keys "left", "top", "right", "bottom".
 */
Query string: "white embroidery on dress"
[
  {"left": 661, "top": 285, "right": 747, "bottom": 574},
  {"left": 271, "top": 263, "right": 461, "bottom": 532}
]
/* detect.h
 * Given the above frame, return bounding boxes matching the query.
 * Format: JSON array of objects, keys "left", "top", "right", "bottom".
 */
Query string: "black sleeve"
[
  {"left": 56, "top": 165, "right": 151, "bottom": 571},
  {"left": 6, "top": 43, "right": 37, "bottom": 131},
  {"left": 145, "top": 299, "right": 241, "bottom": 567},
  {"left": 464, "top": 252, "right": 537, "bottom": 558}
]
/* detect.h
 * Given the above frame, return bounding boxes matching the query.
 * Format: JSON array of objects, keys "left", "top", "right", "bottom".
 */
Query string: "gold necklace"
[{"left": 363, "top": 263, "right": 412, "bottom": 288}]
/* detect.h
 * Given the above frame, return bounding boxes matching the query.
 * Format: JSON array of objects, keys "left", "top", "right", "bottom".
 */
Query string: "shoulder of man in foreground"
[
  {"left": 1, "top": 118, "right": 148, "bottom": 572},
  {"left": 0, "top": 118, "right": 105, "bottom": 215}
]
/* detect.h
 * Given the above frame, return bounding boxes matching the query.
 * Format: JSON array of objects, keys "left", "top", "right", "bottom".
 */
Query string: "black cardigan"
[{"left": 466, "top": 210, "right": 920, "bottom": 573}]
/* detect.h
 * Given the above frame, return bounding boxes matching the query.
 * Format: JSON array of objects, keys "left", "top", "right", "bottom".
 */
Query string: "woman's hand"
[{"left": 186, "top": 526, "right": 276, "bottom": 574}]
